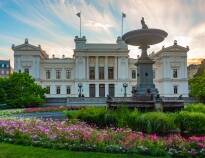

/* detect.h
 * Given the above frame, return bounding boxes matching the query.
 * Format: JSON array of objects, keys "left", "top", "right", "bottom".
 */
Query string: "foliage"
[
  {"left": 184, "top": 103, "right": 205, "bottom": 113},
  {"left": 130, "top": 112, "right": 176, "bottom": 134},
  {"left": 0, "top": 109, "right": 23, "bottom": 117},
  {"left": 0, "top": 118, "right": 167, "bottom": 156},
  {"left": 66, "top": 106, "right": 205, "bottom": 135},
  {"left": 0, "top": 72, "right": 47, "bottom": 108},
  {"left": 65, "top": 108, "right": 176, "bottom": 134},
  {"left": 24, "top": 106, "right": 83, "bottom": 113},
  {"left": 189, "top": 71, "right": 205, "bottom": 102},
  {"left": 0, "top": 78, "right": 7, "bottom": 105},
  {"left": 76, "top": 107, "right": 107, "bottom": 126},
  {"left": 0, "top": 118, "right": 205, "bottom": 157},
  {"left": 175, "top": 111, "right": 205, "bottom": 134}
]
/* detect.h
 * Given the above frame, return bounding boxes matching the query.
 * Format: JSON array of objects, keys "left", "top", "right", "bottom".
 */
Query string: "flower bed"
[
  {"left": 0, "top": 109, "right": 23, "bottom": 117},
  {"left": 23, "top": 106, "right": 84, "bottom": 113},
  {"left": 0, "top": 118, "right": 204, "bottom": 157}
]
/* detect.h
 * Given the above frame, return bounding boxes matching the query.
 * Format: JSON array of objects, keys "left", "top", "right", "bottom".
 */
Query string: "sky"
[{"left": 0, "top": 0, "right": 205, "bottom": 66}]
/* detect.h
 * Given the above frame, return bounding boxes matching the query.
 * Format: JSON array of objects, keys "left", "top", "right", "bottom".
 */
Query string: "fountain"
[{"left": 107, "top": 17, "right": 183, "bottom": 111}]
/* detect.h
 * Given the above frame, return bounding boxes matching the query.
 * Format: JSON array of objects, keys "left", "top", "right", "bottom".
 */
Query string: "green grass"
[{"left": 0, "top": 143, "right": 169, "bottom": 158}]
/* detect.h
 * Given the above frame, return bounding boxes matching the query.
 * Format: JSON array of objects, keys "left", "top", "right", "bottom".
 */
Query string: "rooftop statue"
[{"left": 141, "top": 17, "right": 148, "bottom": 29}]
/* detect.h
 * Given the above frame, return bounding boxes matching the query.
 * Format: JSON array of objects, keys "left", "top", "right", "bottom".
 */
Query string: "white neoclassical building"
[{"left": 13, "top": 36, "right": 189, "bottom": 98}]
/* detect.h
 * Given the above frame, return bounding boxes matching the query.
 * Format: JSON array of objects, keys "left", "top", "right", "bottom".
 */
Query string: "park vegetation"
[
  {"left": 0, "top": 72, "right": 47, "bottom": 108},
  {"left": 65, "top": 103, "right": 205, "bottom": 135},
  {"left": 189, "top": 71, "right": 205, "bottom": 103}
]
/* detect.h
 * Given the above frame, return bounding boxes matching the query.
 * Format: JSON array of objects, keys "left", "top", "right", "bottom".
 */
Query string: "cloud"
[{"left": 0, "top": 0, "right": 205, "bottom": 63}]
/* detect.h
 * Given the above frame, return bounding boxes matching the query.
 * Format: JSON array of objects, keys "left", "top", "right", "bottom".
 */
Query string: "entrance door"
[
  {"left": 109, "top": 84, "right": 115, "bottom": 97},
  {"left": 99, "top": 84, "right": 105, "bottom": 97},
  {"left": 89, "top": 84, "right": 95, "bottom": 97}
]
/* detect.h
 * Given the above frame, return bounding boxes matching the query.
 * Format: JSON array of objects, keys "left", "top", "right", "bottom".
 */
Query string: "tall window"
[
  {"left": 99, "top": 67, "right": 104, "bottom": 80},
  {"left": 66, "top": 70, "right": 71, "bottom": 79},
  {"left": 173, "top": 68, "right": 178, "bottom": 78},
  {"left": 46, "top": 70, "right": 51, "bottom": 79},
  {"left": 66, "top": 86, "right": 71, "bottom": 94},
  {"left": 56, "top": 70, "right": 61, "bottom": 79},
  {"left": 108, "top": 67, "right": 114, "bottom": 79},
  {"left": 89, "top": 67, "right": 95, "bottom": 80},
  {"left": 132, "top": 70, "right": 136, "bottom": 79},
  {"left": 46, "top": 86, "right": 50, "bottom": 94},
  {"left": 56, "top": 86, "right": 61, "bottom": 94},
  {"left": 109, "top": 84, "right": 115, "bottom": 97},
  {"left": 174, "top": 85, "right": 178, "bottom": 94},
  {"left": 24, "top": 68, "right": 29, "bottom": 74}
]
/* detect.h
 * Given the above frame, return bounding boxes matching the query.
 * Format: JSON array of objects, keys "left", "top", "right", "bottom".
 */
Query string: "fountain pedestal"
[
  {"left": 107, "top": 18, "right": 184, "bottom": 111},
  {"left": 133, "top": 44, "right": 158, "bottom": 97}
]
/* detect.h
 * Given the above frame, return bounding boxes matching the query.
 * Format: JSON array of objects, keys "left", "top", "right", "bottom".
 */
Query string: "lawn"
[{"left": 0, "top": 143, "right": 169, "bottom": 158}]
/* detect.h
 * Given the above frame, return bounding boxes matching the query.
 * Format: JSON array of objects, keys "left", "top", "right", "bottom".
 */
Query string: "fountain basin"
[{"left": 122, "top": 29, "right": 168, "bottom": 46}]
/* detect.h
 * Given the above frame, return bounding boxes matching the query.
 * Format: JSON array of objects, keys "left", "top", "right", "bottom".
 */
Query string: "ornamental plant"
[
  {"left": 0, "top": 118, "right": 205, "bottom": 157},
  {"left": 0, "top": 72, "right": 47, "bottom": 108},
  {"left": 175, "top": 111, "right": 205, "bottom": 135}
]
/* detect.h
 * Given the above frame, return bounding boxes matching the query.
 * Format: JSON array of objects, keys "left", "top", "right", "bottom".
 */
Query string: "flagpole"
[
  {"left": 121, "top": 13, "right": 126, "bottom": 37},
  {"left": 80, "top": 12, "right": 81, "bottom": 38},
  {"left": 121, "top": 14, "right": 123, "bottom": 36}
]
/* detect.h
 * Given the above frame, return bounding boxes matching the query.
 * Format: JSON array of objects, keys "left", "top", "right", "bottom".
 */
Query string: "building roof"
[
  {"left": 0, "top": 60, "right": 10, "bottom": 68},
  {"left": 150, "top": 40, "right": 189, "bottom": 58},
  {"left": 12, "top": 38, "right": 49, "bottom": 59}
]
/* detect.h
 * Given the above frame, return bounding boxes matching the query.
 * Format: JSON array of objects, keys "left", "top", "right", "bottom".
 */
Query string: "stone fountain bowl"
[{"left": 122, "top": 29, "right": 168, "bottom": 46}]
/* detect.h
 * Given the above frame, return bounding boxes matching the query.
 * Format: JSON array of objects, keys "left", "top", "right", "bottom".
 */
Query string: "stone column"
[
  {"left": 114, "top": 56, "right": 118, "bottom": 80},
  {"left": 105, "top": 56, "right": 108, "bottom": 80},
  {"left": 95, "top": 56, "right": 99, "bottom": 80},
  {"left": 95, "top": 84, "right": 99, "bottom": 97},
  {"left": 87, "top": 56, "right": 89, "bottom": 80},
  {"left": 105, "top": 83, "right": 109, "bottom": 96}
]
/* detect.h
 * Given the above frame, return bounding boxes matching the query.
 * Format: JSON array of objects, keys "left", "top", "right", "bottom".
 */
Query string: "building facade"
[
  {"left": 0, "top": 60, "right": 11, "bottom": 77},
  {"left": 13, "top": 37, "right": 189, "bottom": 98}
]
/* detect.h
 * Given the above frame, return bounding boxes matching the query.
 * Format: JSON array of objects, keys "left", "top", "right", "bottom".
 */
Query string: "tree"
[
  {"left": 0, "top": 78, "right": 7, "bottom": 104},
  {"left": 189, "top": 71, "right": 205, "bottom": 103},
  {"left": 0, "top": 72, "right": 47, "bottom": 108}
]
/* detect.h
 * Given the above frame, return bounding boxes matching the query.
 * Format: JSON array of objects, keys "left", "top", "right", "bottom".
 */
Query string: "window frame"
[
  {"left": 89, "top": 67, "right": 95, "bottom": 80},
  {"left": 173, "top": 68, "right": 178, "bottom": 78},
  {"left": 56, "top": 70, "right": 61, "bottom": 79},
  {"left": 66, "top": 70, "right": 71, "bottom": 79},
  {"left": 66, "top": 86, "right": 71, "bottom": 94},
  {"left": 174, "top": 85, "right": 178, "bottom": 94},
  {"left": 132, "top": 70, "right": 136, "bottom": 79},
  {"left": 46, "top": 70, "right": 51, "bottom": 79},
  {"left": 108, "top": 67, "right": 114, "bottom": 80},
  {"left": 99, "top": 67, "right": 104, "bottom": 80},
  {"left": 56, "top": 86, "right": 61, "bottom": 94}
]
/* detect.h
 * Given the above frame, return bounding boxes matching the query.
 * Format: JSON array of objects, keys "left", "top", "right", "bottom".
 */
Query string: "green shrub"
[
  {"left": 111, "top": 107, "right": 131, "bottom": 127},
  {"left": 77, "top": 107, "right": 107, "bottom": 126},
  {"left": 184, "top": 103, "right": 205, "bottom": 113},
  {"left": 64, "top": 110, "right": 81, "bottom": 119},
  {"left": 175, "top": 111, "right": 205, "bottom": 134},
  {"left": 127, "top": 110, "right": 141, "bottom": 129},
  {"left": 131, "top": 112, "right": 176, "bottom": 134}
]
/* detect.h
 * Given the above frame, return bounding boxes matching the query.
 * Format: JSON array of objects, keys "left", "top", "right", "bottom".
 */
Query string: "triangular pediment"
[
  {"left": 163, "top": 45, "right": 189, "bottom": 52},
  {"left": 12, "top": 43, "right": 40, "bottom": 51}
]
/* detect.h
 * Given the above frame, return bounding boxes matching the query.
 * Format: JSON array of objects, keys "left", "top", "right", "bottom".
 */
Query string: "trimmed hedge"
[
  {"left": 129, "top": 112, "right": 176, "bottom": 134},
  {"left": 184, "top": 103, "right": 205, "bottom": 113},
  {"left": 65, "top": 106, "right": 205, "bottom": 135},
  {"left": 175, "top": 111, "right": 205, "bottom": 134}
]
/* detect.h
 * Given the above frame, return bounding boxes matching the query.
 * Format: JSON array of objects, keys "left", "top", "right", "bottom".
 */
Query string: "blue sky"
[{"left": 0, "top": 0, "right": 205, "bottom": 66}]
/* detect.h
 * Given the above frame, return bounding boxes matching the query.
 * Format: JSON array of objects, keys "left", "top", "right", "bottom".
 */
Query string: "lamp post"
[
  {"left": 78, "top": 83, "right": 83, "bottom": 97},
  {"left": 123, "top": 83, "right": 128, "bottom": 97}
]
